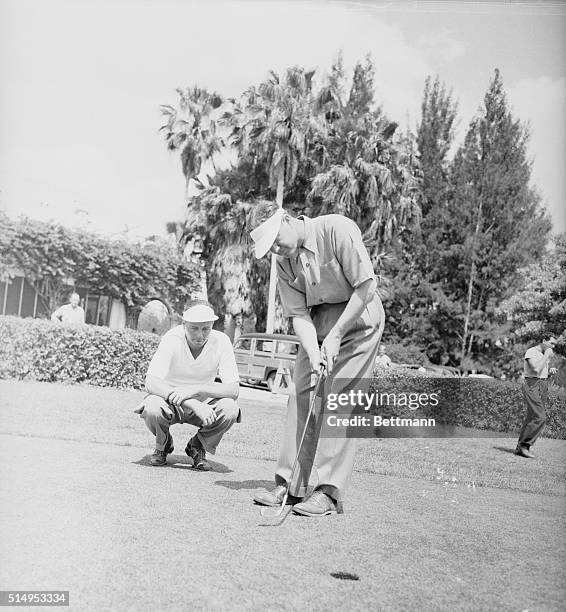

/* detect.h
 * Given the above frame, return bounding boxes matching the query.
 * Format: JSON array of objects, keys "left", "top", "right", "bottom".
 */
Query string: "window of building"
[{"left": 0, "top": 277, "right": 112, "bottom": 326}]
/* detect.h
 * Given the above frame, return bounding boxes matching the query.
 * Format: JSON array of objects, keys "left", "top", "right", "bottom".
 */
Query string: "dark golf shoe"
[
  {"left": 185, "top": 437, "right": 212, "bottom": 471},
  {"left": 253, "top": 485, "right": 303, "bottom": 507},
  {"left": 515, "top": 446, "right": 535, "bottom": 458},
  {"left": 292, "top": 490, "right": 343, "bottom": 517},
  {"left": 150, "top": 434, "right": 174, "bottom": 466}
]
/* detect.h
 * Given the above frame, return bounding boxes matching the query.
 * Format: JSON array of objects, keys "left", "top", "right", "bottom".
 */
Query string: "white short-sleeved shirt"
[
  {"left": 52, "top": 304, "right": 85, "bottom": 325},
  {"left": 523, "top": 346, "right": 548, "bottom": 379},
  {"left": 146, "top": 326, "right": 239, "bottom": 387},
  {"left": 375, "top": 354, "right": 392, "bottom": 368}
]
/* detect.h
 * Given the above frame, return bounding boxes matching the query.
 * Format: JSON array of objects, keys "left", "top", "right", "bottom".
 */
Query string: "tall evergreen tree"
[
  {"left": 379, "top": 77, "right": 459, "bottom": 365},
  {"left": 417, "top": 76, "right": 458, "bottom": 218},
  {"left": 448, "top": 69, "right": 551, "bottom": 360}
]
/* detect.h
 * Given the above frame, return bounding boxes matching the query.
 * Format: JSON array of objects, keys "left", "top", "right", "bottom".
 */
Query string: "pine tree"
[
  {"left": 381, "top": 77, "right": 459, "bottom": 366},
  {"left": 417, "top": 76, "right": 458, "bottom": 217},
  {"left": 448, "top": 69, "right": 551, "bottom": 360},
  {"left": 348, "top": 54, "right": 375, "bottom": 118}
]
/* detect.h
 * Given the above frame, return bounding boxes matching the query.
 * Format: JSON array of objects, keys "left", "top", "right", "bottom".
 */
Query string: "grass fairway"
[{"left": 0, "top": 379, "right": 565, "bottom": 611}]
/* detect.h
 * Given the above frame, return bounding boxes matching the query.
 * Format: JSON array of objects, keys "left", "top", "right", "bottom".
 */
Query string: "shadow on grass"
[
  {"left": 132, "top": 453, "right": 233, "bottom": 473},
  {"left": 493, "top": 445, "right": 518, "bottom": 455},
  {"left": 214, "top": 479, "right": 273, "bottom": 491}
]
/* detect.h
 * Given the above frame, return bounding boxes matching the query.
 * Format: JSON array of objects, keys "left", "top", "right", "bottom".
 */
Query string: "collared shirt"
[
  {"left": 276, "top": 214, "right": 375, "bottom": 319},
  {"left": 51, "top": 304, "right": 85, "bottom": 325},
  {"left": 146, "top": 326, "right": 239, "bottom": 387},
  {"left": 523, "top": 346, "right": 549, "bottom": 379}
]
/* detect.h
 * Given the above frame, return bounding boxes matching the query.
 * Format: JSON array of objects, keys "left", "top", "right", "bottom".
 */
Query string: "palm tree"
[
  {"left": 308, "top": 57, "right": 422, "bottom": 265},
  {"left": 186, "top": 185, "right": 255, "bottom": 337},
  {"left": 160, "top": 86, "right": 225, "bottom": 203},
  {"left": 160, "top": 87, "right": 227, "bottom": 301},
  {"left": 228, "top": 66, "right": 322, "bottom": 331}
]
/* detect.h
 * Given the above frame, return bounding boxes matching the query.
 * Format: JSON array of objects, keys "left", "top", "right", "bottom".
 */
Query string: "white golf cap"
[
  {"left": 250, "top": 208, "right": 284, "bottom": 258},
  {"left": 182, "top": 304, "right": 219, "bottom": 323}
]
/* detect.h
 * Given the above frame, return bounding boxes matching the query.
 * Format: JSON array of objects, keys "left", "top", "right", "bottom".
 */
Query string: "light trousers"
[
  {"left": 135, "top": 395, "right": 240, "bottom": 454},
  {"left": 275, "top": 293, "right": 384, "bottom": 502}
]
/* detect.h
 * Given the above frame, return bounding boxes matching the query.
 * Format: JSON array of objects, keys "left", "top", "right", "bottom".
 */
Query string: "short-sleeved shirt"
[
  {"left": 146, "top": 326, "right": 239, "bottom": 387},
  {"left": 52, "top": 304, "right": 85, "bottom": 325},
  {"left": 276, "top": 214, "right": 375, "bottom": 319},
  {"left": 523, "top": 346, "right": 548, "bottom": 379}
]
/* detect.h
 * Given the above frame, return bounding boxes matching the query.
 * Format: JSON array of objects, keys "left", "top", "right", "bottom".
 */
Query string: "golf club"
[{"left": 260, "top": 367, "right": 325, "bottom": 519}]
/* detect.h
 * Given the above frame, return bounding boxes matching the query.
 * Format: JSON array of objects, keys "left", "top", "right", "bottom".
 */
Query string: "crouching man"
[{"left": 134, "top": 301, "right": 240, "bottom": 470}]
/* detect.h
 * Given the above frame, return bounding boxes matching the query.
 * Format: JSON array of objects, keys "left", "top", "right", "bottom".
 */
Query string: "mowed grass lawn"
[
  {"left": 1, "top": 379, "right": 565, "bottom": 611},
  {"left": 1, "top": 378, "right": 565, "bottom": 496}
]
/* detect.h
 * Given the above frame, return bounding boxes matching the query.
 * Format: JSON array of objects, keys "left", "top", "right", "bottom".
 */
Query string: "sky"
[{"left": 1, "top": 0, "right": 565, "bottom": 239}]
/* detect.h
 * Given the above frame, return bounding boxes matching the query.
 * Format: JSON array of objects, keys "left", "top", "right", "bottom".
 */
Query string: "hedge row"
[
  {"left": 369, "top": 373, "right": 566, "bottom": 439},
  {"left": 1, "top": 315, "right": 564, "bottom": 438},
  {"left": 0, "top": 316, "right": 158, "bottom": 390}
]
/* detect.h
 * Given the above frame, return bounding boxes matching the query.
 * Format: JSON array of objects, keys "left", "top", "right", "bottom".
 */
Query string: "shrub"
[
  {"left": 369, "top": 373, "right": 566, "bottom": 439},
  {"left": 0, "top": 315, "right": 159, "bottom": 390},
  {"left": 382, "top": 342, "right": 427, "bottom": 365},
  {"left": 0, "top": 213, "right": 201, "bottom": 317}
]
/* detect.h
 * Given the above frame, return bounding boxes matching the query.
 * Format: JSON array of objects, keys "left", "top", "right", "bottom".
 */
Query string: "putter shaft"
[{"left": 260, "top": 370, "right": 324, "bottom": 518}]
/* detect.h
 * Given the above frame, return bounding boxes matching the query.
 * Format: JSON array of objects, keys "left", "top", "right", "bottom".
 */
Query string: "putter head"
[
  {"left": 260, "top": 504, "right": 286, "bottom": 518},
  {"left": 259, "top": 504, "right": 293, "bottom": 526},
  {"left": 259, "top": 489, "right": 290, "bottom": 517}
]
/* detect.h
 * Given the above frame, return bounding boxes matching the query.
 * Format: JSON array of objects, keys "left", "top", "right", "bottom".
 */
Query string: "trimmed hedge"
[
  {"left": 1, "top": 315, "right": 564, "bottom": 438},
  {"left": 370, "top": 371, "right": 566, "bottom": 439},
  {"left": 0, "top": 315, "right": 158, "bottom": 390}
]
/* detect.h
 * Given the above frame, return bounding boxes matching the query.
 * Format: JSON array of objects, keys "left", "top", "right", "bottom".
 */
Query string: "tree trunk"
[
  {"left": 461, "top": 198, "right": 483, "bottom": 362},
  {"left": 184, "top": 177, "right": 190, "bottom": 206},
  {"left": 266, "top": 171, "right": 284, "bottom": 333}
]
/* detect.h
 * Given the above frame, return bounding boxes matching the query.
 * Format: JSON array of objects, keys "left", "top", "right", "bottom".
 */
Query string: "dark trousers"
[{"left": 517, "top": 378, "right": 548, "bottom": 449}]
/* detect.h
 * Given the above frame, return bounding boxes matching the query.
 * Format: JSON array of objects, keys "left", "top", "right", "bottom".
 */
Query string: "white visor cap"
[
  {"left": 182, "top": 304, "right": 219, "bottom": 323},
  {"left": 250, "top": 208, "right": 284, "bottom": 258}
]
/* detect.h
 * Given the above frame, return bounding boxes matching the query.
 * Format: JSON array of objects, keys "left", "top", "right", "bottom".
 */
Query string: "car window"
[
  {"left": 256, "top": 340, "right": 274, "bottom": 354},
  {"left": 276, "top": 341, "right": 298, "bottom": 356},
  {"left": 234, "top": 338, "right": 252, "bottom": 352}
]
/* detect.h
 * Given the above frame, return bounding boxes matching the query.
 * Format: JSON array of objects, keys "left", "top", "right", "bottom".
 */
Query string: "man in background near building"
[
  {"left": 374, "top": 344, "right": 392, "bottom": 368},
  {"left": 51, "top": 292, "right": 85, "bottom": 325},
  {"left": 134, "top": 301, "right": 241, "bottom": 470},
  {"left": 515, "top": 336, "right": 558, "bottom": 458}
]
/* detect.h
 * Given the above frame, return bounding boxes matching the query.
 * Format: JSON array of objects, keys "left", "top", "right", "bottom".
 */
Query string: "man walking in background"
[
  {"left": 134, "top": 301, "right": 240, "bottom": 470},
  {"left": 51, "top": 292, "right": 85, "bottom": 325},
  {"left": 515, "top": 336, "right": 558, "bottom": 458},
  {"left": 249, "top": 202, "right": 384, "bottom": 517}
]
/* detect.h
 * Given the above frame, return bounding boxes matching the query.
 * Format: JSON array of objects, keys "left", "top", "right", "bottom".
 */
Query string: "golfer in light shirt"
[{"left": 249, "top": 202, "right": 384, "bottom": 516}]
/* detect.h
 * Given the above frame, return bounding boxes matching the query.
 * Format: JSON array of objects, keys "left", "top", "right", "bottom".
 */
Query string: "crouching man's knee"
[
  {"left": 215, "top": 397, "right": 241, "bottom": 423},
  {"left": 135, "top": 394, "right": 173, "bottom": 425}
]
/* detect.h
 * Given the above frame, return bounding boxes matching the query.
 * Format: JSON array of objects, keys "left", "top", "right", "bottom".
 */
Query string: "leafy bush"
[
  {"left": 0, "top": 213, "right": 200, "bottom": 318},
  {"left": 373, "top": 364, "right": 430, "bottom": 378},
  {"left": 369, "top": 373, "right": 566, "bottom": 439},
  {"left": 381, "top": 342, "right": 427, "bottom": 365},
  {"left": 0, "top": 316, "right": 158, "bottom": 390},
  {"left": 2, "top": 315, "right": 564, "bottom": 439}
]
